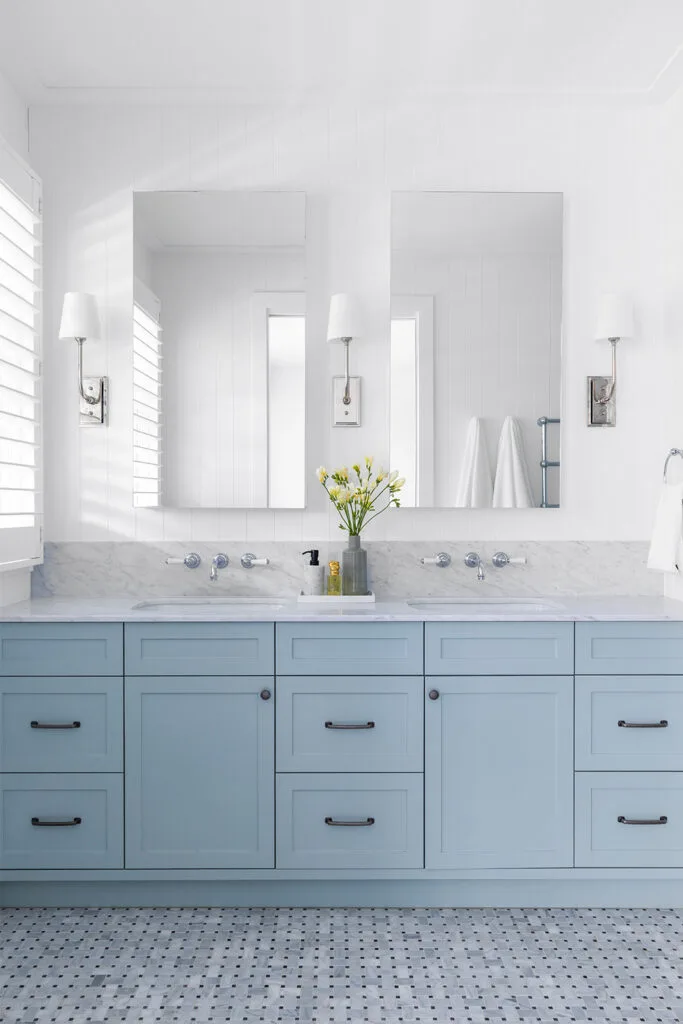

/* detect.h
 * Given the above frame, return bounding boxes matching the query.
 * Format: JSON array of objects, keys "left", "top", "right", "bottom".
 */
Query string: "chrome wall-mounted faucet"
[
  {"left": 241, "top": 553, "right": 271, "bottom": 569},
  {"left": 210, "top": 553, "right": 229, "bottom": 581},
  {"left": 491, "top": 552, "right": 527, "bottom": 568},
  {"left": 420, "top": 552, "right": 451, "bottom": 568},
  {"left": 163, "top": 552, "right": 201, "bottom": 570},
  {"left": 464, "top": 552, "right": 486, "bottom": 581}
]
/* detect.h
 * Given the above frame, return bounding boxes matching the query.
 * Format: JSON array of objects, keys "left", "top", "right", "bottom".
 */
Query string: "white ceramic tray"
[{"left": 297, "top": 592, "right": 376, "bottom": 604}]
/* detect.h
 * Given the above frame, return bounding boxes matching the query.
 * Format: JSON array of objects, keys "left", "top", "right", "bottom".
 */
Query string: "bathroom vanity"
[{"left": 2, "top": 602, "right": 683, "bottom": 907}]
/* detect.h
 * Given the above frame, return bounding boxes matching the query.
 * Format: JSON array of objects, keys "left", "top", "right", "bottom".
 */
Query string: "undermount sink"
[
  {"left": 132, "top": 597, "right": 286, "bottom": 612},
  {"left": 406, "top": 597, "right": 563, "bottom": 614}
]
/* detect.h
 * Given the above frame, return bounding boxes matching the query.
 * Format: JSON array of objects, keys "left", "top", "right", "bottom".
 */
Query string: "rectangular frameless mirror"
[
  {"left": 133, "top": 190, "right": 306, "bottom": 509},
  {"left": 390, "top": 191, "right": 562, "bottom": 509}
]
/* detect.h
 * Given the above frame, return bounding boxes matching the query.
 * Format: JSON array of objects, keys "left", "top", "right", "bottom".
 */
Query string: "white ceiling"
[{"left": 1, "top": 0, "right": 683, "bottom": 105}]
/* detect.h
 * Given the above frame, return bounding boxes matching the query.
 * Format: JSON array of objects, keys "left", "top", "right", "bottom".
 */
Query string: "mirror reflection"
[
  {"left": 390, "top": 191, "right": 562, "bottom": 509},
  {"left": 133, "top": 190, "right": 306, "bottom": 509}
]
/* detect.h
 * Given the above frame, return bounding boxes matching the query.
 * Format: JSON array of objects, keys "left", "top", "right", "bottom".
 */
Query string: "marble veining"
[
  {"left": 2, "top": 594, "right": 683, "bottom": 622},
  {"left": 2, "top": 905, "right": 683, "bottom": 1024},
  {"left": 32, "top": 540, "right": 661, "bottom": 600}
]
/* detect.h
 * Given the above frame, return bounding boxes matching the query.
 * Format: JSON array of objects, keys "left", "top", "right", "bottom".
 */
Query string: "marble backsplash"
[{"left": 32, "top": 541, "right": 663, "bottom": 599}]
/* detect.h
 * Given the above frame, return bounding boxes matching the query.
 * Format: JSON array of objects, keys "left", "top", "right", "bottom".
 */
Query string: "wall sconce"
[
  {"left": 58, "top": 292, "right": 107, "bottom": 425},
  {"left": 587, "top": 292, "right": 634, "bottom": 427},
  {"left": 327, "top": 293, "right": 362, "bottom": 426}
]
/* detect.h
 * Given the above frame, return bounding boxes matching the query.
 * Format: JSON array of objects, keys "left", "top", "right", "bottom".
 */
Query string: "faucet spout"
[{"left": 477, "top": 564, "right": 486, "bottom": 582}]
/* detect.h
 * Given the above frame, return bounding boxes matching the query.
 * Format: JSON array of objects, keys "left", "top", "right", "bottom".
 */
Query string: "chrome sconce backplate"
[
  {"left": 80, "top": 376, "right": 108, "bottom": 425},
  {"left": 586, "top": 375, "right": 615, "bottom": 427}
]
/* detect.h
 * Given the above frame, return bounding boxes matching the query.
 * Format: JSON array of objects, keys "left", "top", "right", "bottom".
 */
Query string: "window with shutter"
[
  {"left": 133, "top": 285, "right": 162, "bottom": 508},
  {"left": 0, "top": 140, "right": 42, "bottom": 569}
]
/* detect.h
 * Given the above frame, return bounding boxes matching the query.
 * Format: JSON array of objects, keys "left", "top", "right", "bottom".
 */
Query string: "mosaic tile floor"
[{"left": 1, "top": 906, "right": 682, "bottom": 1023}]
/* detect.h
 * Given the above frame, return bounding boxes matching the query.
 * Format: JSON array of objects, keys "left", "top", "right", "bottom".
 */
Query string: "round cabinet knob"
[
  {"left": 428, "top": 689, "right": 440, "bottom": 701},
  {"left": 260, "top": 689, "right": 272, "bottom": 701}
]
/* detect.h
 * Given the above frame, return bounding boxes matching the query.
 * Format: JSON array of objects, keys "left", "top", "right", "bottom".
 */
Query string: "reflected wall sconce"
[
  {"left": 327, "top": 293, "right": 362, "bottom": 426},
  {"left": 587, "top": 292, "right": 634, "bottom": 427},
  {"left": 59, "top": 291, "right": 107, "bottom": 425}
]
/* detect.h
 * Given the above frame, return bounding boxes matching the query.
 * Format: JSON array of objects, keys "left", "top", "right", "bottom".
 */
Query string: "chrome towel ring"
[{"left": 663, "top": 448, "right": 683, "bottom": 482}]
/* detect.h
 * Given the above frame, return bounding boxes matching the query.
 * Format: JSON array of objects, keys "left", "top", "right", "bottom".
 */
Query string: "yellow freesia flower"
[{"left": 317, "top": 466, "right": 328, "bottom": 483}]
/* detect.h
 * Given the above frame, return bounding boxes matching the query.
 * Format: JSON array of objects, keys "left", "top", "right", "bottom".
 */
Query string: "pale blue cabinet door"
[
  {"left": 276, "top": 623, "right": 423, "bottom": 676},
  {"left": 0, "top": 623, "right": 123, "bottom": 676},
  {"left": 125, "top": 677, "right": 274, "bottom": 868},
  {"left": 425, "top": 676, "right": 574, "bottom": 869},
  {"left": 425, "top": 622, "right": 573, "bottom": 676},
  {"left": 125, "top": 623, "right": 274, "bottom": 676},
  {"left": 0, "top": 677, "right": 123, "bottom": 773},
  {"left": 576, "top": 623, "right": 683, "bottom": 675}
]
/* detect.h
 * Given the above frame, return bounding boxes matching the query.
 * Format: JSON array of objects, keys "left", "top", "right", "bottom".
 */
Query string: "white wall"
[
  {"left": 29, "top": 100, "right": 670, "bottom": 544},
  {"left": 0, "top": 68, "right": 27, "bottom": 159}
]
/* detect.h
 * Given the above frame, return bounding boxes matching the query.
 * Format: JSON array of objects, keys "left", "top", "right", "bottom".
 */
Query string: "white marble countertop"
[{"left": 1, "top": 594, "right": 683, "bottom": 622}]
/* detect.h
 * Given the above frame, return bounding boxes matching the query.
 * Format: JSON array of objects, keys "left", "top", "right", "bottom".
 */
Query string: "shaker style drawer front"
[
  {"left": 576, "top": 677, "right": 683, "bottom": 771},
  {"left": 276, "top": 677, "right": 423, "bottom": 773},
  {"left": 0, "top": 773, "right": 123, "bottom": 869},
  {"left": 0, "top": 678, "right": 123, "bottom": 773},
  {"left": 575, "top": 623, "right": 683, "bottom": 675},
  {"left": 425, "top": 622, "right": 573, "bottom": 676},
  {"left": 0, "top": 624, "right": 123, "bottom": 677},
  {"left": 124, "top": 623, "right": 274, "bottom": 676},
  {"left": 575, "top": 772, "right": 683, "bottom": 867},
  {"left": 276, "top": 772, "right": 423, "bottom": 869},
  {"left": 275, "top": 624, "right": 423, "bottom": 676}
]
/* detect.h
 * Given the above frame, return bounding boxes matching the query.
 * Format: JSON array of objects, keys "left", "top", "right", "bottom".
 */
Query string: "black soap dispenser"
[{"left": 302, "top": 549, "right": 324, "bottom": 596}]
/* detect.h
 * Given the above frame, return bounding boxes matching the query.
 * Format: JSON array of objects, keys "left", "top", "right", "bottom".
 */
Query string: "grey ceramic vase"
[{"left": 342, "top": 534, "right": 368, "bottom": 596}]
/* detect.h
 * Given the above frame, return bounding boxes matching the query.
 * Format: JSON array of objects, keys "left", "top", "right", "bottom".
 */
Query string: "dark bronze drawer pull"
[
  {"left": 324, "top": 816, "right": 375, "bottom": 827},
  {"left": 30, "top": 720, "right": 81, "bottom": 730},
  {"left": 325, "top": 721, "right": 375, "bottom": 730},
  {"left": 260, "top": 689, "right": 271, "bottom": 701},
  {"left": 31, "top": 816, "right": 82, "bottom": 827},
  {"left": 618, "top": 719, "right": 668, "bottom": 729},
  {"left": 617, "top": 815, "right": 668, "bottom": 825}
]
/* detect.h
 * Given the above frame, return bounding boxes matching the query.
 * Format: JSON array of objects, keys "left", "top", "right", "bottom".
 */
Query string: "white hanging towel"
[
  {"left": 647, "top": 482, "right": 683, "bottom": 573},
  {"left": 454, "top": 417, "right": 493, "bottom": 508},
  {"left": 492, "top": 416, "right": 534, "bottom": 508}
]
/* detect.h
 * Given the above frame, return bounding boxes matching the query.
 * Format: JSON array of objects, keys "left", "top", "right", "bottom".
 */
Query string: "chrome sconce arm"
[
  {"left": 59, "top": 292, "right": 107, "bottom": 426},
  {"left": 588, "top": 294, "right": 634, "bottom": 428}
]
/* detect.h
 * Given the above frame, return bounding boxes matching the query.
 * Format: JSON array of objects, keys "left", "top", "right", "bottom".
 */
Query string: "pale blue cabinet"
[
  {"left": 276, "top": 623, "right": 423, "bottom": 676},
  {"left": 125, "top": 676, "right": 274, "bottom": 869},
  {"left": 425, "top": 622, "right": 573, "bottom": 676},
  {"left": 0, "top": 623, "right": 123, "bottom": 676},
  {"left": 276, "top": 676, "right": 423, "bottom": 773},
  {"left": 425, "top": 676, "right": 574, "bottom": 869},
  {"left": 125, "top": 622, "right": 274, "bottom": 676}
]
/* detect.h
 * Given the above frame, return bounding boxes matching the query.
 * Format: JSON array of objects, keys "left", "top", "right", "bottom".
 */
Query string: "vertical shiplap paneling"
[{"left": 29, "top": 102, "right": 668, "bottom": 543}]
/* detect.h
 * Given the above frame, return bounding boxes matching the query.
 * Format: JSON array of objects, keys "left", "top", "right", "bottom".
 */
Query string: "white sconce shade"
[
  {"left": 327, "top": 293, "right": 362, "bottom": 342},
  {"left": 595, "top": 293, "right": 634, "bottom": 341},
  {"left": 59, "top": 292, "right": 101, "bottom": 340}
]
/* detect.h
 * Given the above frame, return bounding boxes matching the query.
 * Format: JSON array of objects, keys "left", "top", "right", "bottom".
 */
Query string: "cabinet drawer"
[
  {"left": 276, "top": 623, "right": 423, "bottom": 676},
  {"left": 576, "top": 677, "right": 683, "bottom": 771},
  {"left": 0, "top": 624, "right": 122, "bottom": 676},
  {"left": 125, "top": 623, "right": 274, "bottom": 675},
  {"left": 276, "top": 772, "right": 423, "bottom": 869},
  {"left": 0, "top": 773, "right": 123, "bottom": 869},
  {"left": 575, "top": 772, "right": 683, "bottom": 867},
  {"left": 425, "top": 622, "right": 573, "bottom": 675},
  {"left": 276, "top": 677, "right": 423, "bottom": 773},
  {"left": 0, "top": 678, "right": 123, "bottom": 772},
  {"left": 576, "top": 623, "right": 683, "bottom": 675}
]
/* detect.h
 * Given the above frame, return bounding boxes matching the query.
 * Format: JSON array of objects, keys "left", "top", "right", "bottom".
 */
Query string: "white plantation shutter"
[
  {"left": 133, "top": 280, "right": 162, "bottom": 507},
  {"left": 0, "top": 140, "right": 42, "bottom": 570}
]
